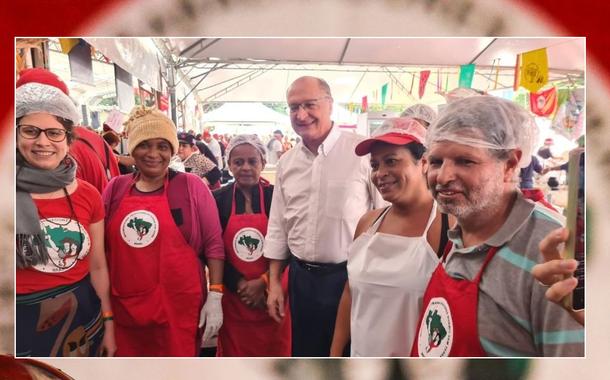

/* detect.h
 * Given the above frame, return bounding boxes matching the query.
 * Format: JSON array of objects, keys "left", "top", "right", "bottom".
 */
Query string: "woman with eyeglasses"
[{"left": 15, "top": 68, "right": 116, "bottom": 357}]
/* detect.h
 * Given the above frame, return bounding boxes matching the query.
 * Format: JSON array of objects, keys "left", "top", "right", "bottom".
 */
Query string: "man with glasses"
[{"left": 264, "top": 76, "right": 384, "bottom": 356}]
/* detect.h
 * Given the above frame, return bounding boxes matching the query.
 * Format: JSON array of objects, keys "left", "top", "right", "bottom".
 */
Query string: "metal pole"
[{"left": 167, "top": 61, "right": 178, "bottom": 125}]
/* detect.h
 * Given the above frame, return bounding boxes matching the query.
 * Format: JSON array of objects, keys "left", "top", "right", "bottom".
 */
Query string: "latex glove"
[{"left": 199, "top": 291, "right": 223, "bottom": 343}]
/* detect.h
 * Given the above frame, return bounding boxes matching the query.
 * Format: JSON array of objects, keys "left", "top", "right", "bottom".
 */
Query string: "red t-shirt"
[
  {"left": 69, "top": 126, "right": 120, "bottom": 195},
  {"left": 17, "top": 179, "right": 105, "bottom": 294}
]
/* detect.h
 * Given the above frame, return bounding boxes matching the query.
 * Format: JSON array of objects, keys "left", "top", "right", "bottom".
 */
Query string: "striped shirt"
[{"left": 444, "top": 193, "right": 584, "bottom": 357}]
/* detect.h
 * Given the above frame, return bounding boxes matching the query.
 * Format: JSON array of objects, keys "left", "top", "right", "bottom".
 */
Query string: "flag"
[
  {"left": 361, "top": 96, "right": 368, "bottom": 113},
  {"left": 530, "top": 87, "right": 558, "bottom": 117},
  {"left": 419, "top": 70, "right": 430, "bottom": 99},
  {"left": 520, "top": 48, "right": 548, "bottom": 93},
  {"left": 59, "top": 38, "right": 80, "bottom": 54},
  {"left": 381, "top": 83, "right": 388, "bottom": 106},
  {"left": 458, "top": 64, "right": 475, "bottom": 88}
]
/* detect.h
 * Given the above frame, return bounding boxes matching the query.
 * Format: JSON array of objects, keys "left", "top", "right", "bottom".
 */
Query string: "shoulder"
[
  {"left": 338, "top": 130, "right": 366, "bottom": 145},
  {"left": 213, "top": 182, "right": 233, "bottom": 200},
  {"left": 354, "top": 207, "right": 386, "bottom": 239},
  {"left": 75, "top": 178, "right": 100, "bottom": 196}
]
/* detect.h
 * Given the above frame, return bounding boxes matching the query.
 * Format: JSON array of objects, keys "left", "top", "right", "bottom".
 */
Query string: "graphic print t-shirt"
[{"left": 17, "top": 179, "right": 104, "bottom": 294}]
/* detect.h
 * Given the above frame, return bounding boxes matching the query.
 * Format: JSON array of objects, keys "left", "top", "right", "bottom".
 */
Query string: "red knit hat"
[
  {"left": 15, "top": 68, "right": 80, "bottom": 123},
  {"left": 17, "top": 68, "right": 70, "bottom": 95}
]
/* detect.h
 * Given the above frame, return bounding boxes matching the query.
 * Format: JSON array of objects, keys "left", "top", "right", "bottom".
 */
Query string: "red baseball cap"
[{"left": 355, "top": 117, "right": 427, "bottom": 156}]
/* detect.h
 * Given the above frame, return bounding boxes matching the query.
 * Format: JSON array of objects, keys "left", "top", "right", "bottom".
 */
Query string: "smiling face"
[
  {"left": 369, "top": 142, "right": 426, "bottom": 205},
  {"left": 228, "top": 143, "right": 265, "bottom": 189},
  {"left": 131, "top": 138, "right": 172, "bottom": 179},
  {"left": 17, "top": 113, "right": 70, "bottom": 170},
  {"left": 286, "top": 77, "right": 333, "bottom": 150},
  {"left": 425, "top": 141, "right": 512, "bottom": 221}
]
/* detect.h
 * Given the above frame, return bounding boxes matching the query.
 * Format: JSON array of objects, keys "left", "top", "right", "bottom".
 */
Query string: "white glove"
[{"left": 199, "top": 291, "right": 223, "bottom": 343}]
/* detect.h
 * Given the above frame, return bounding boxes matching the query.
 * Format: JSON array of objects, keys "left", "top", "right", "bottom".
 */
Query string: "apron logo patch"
[
  {"left": 417, "top": 297, "right": 453, "bottom": 357},
  {"left": 35, "top": 218, "right": 91, "bottom": 273},
  {"left": 233, "top": 227, "right": 264, "bottom": 262},
  {"left": 120, "top": 210, "right": 159, "bottom": 248}
]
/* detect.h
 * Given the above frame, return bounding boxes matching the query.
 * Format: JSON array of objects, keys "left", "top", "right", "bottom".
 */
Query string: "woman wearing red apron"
[
  {"left": 103, "top": 108, "right": 225, "bottom": 356},
  {"left": 213, "top": 134, "right": 290, "bottom": 356}
]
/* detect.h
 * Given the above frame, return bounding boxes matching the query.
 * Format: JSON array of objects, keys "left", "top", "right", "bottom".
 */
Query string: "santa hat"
[{"left": 15, "top": 68, "right": 80, "bottom": 124}]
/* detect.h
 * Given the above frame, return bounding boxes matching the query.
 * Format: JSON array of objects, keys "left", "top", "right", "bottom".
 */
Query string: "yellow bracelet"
[
  {"left": 209, "top": 284, "right": 224, "bottom": 293},
  {"left": 260, "top": 272, "right": 270, "bottom": 287}
]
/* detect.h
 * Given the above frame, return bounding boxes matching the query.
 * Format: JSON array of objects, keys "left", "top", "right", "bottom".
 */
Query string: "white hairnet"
[
  {"left": 226, "top": 134, "right": 267, "bottom": 161},
  {"left": 16, "top": 83, "right": 81, "bottom": 124},
  {"left": 426, "top": 96, "right": 537, "bottom": 168},
  {"left": 400, "top": 104, "right": 437, "bottom": 125}
]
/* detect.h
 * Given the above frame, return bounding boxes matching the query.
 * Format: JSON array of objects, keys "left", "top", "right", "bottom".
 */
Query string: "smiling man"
[
  {"left": 264, "top": 76, "right": 384, "bottom": 356},
  {"left": 411, "top": 95, "right": 584, "bottom": 357}
]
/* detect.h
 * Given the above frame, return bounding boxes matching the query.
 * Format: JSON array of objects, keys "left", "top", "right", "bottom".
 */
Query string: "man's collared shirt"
[
  {"left": 442, "top": 193, "right": 583, "bottom": 357},
  {"left": 264, "top": 125, "right": 385, "bottom": 264}
]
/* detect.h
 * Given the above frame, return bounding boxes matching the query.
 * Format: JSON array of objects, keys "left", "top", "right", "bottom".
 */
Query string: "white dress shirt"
[{"left": 264, "top": 125, "right": 385, "bottom": 264}]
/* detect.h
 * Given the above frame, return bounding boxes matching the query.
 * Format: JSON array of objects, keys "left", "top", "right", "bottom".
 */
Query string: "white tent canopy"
[{"left": 200, "top": 102, "right": 290, "bottom": 136}]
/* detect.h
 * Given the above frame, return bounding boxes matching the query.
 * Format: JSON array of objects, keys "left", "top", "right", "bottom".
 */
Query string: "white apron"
[{"left": 347, "top": 202, "right": 440, "bottom": 357}]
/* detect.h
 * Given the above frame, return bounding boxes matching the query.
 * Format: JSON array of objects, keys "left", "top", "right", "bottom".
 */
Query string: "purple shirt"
[{"left": 102, "top": 170, "right": 225, "bottom": 260}]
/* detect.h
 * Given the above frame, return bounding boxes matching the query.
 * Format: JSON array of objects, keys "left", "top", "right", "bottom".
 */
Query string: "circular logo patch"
[
  {"left": 120, "top": 210, "right": 159, "bottom": 248},
  {"left": 232, "top": 227, "right": 264, "bottom": 262},
  {"left": 416, "top": 297, "right": 453, "bottom": 357},
  {"left": 35, "top": 218, "right": 91, "bottom": 273}
]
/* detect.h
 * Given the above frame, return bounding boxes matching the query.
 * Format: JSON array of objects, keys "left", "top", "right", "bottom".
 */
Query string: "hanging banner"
[
  {"left": 381, "top": 83, "right": 388, "bottom": 106},
  {"left": 59, "top": 38, "right": 80, "bottom": 54},
  {"left": 458, "top": 64, "right": 475, "bottom": 88},
  {"left": 520, "top": 48, "right": 548, "bottom": 93},
  {"left": 419, "top": 70, "right": 430, "bottom": 99},
  {"left": 552, "top": 88, "right": 584, "bottom": 140},
  {"left": 68, "top": 39, "right": 94, "bottom": 85},
  {"left": 530, "top": 87, "right": 558, "bottom": 117},
  {"left": 361, "top": 96, "right": 368, "bottom": 113},
  {"left": 104, "top": 109, "right": 125, "bottom": 134}
]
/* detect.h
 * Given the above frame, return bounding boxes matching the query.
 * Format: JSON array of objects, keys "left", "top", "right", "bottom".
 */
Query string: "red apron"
[
  {"left": 411, "top": 242, "right": 499, "bottom": 357},
  {"left": 106, "top": 176, "right": 204, "bottom": 356},
  {"left": 216, "top": 183, "right": 291, "bottom": 357}
]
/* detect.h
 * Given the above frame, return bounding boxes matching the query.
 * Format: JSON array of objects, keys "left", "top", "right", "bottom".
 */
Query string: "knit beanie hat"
[
  {"left": 16, "top": 68, "right": 80, "bottom": 124},
  {"left": 124, "top": 107, "right": 179, "bottom": 155}
]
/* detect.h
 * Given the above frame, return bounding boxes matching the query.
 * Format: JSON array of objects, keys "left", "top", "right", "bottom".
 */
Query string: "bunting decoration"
[
  {"left": 519, "top": 48, "right": 548, "bottom": 93},
  {"left": 459, "top": 64, "right": 475, "bottom": 88},
  {"left": 361, "top": 96, "right": 368, "bottom": 113},
  {"left": 58, "top": 38, "right": 80, "bottom": 54},
  {"left": 381, "top": 83, "right": 388, "bottom": 106},
  {"left": 530, "top": 87, "right": 558, "bottom": 117},
  {"left": 419, "top": 70, "right": 431, "bottom": 99}
]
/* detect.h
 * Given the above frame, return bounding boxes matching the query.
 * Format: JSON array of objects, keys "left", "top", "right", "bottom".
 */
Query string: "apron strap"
[
  {"left": 421, "top": 200, "right": 438, "bottom": 236},
  {"left": 472, "top": 246, "right": 500, "bottom": 283},
  {"left": 367, "top": 206, "right": 391, "bottom": 234}
]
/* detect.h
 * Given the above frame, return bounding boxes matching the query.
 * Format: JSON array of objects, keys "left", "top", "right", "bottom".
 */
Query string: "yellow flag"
[
  {"left": 520, "top": 48, "right": 548, "bottom": 93},
  {"left": 58, "top": 38, "right": 80, "bottom": 54}
]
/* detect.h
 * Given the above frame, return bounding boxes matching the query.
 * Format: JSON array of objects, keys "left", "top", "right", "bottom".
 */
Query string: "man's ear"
[{"left": 504, "top": 149, "right": 522, "bottom": 181}]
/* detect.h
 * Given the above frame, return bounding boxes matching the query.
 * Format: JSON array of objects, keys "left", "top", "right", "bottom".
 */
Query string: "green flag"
[
  {"left": 381, "top": 83, "right": 388, "bottom": 106},
  {"left": 459, "top": 64, "right": 476, "bottom": 88}
]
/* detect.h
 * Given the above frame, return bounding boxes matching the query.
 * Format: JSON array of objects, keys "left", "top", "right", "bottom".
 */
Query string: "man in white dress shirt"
[{"left": 264, "top": 76, "right": 384, "bottom": 356}]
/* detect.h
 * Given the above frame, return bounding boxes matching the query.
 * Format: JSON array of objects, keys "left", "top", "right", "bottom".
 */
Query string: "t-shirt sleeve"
[
  {"left": 189, "top": 175, "right": 225, "bottom": 260},
  {"left": 78, "top": 179, "right": 105, "bottom": 223}
]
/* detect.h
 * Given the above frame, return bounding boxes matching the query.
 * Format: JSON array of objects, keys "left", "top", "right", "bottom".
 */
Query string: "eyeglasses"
[
  {"left": 17, "top": 125, "right": 68, "bottom": 142},
  {"left": 288, "top": 96, "right": 331, "bottom": 113}
]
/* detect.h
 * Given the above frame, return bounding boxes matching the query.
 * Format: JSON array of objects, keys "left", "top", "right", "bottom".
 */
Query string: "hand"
[
  {"left": 237, "top": 278, "right": 267, "bottom": 309},
  {"left": 101, "top": 321, "right": 117, "bottom": 357},
  {"left": 266, "top": 278, "right": 285, "bottom": 323},
  {"left": 199, "top": 291, "right": 223, "bottom": 342},
  {"left": 532, "top": 227, "right": 584, "bottom": 325}
]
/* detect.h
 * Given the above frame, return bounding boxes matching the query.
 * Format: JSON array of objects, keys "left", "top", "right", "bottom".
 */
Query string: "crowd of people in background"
[{"left": 15, "top": 68, "right": 584, "bottom": 358}]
